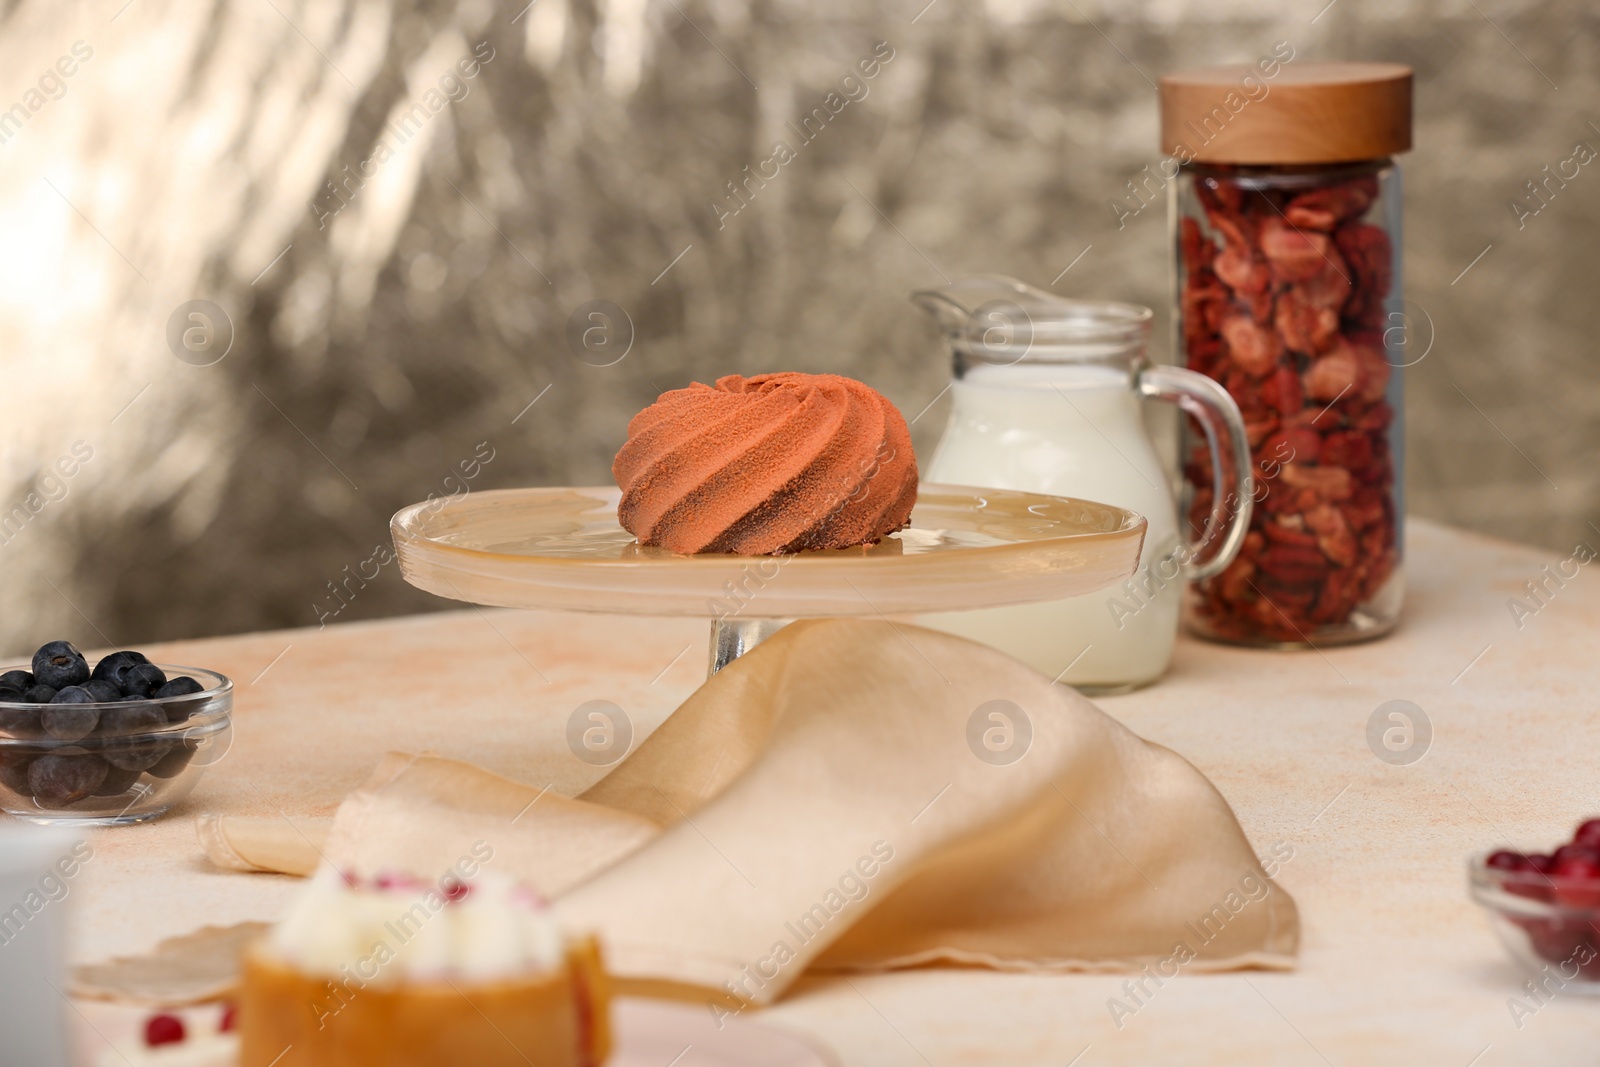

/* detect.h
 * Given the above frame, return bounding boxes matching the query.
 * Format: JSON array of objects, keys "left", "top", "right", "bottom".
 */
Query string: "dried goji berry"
[{"left": 1258, "top": 543, "right": 1330, "bottom": 584}]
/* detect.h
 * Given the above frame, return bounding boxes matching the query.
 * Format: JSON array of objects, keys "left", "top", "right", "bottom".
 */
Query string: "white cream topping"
[{"left": 268, "top": 868, "right": 565, "bottom": 983}]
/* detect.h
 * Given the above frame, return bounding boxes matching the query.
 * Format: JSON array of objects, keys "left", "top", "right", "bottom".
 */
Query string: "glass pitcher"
[{"left": 911, "top": 275, "right": 1253, "bottom": 693}]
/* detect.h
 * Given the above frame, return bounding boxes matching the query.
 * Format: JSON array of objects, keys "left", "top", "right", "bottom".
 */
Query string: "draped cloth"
[{"left": 200, "top": 619, "right": 1298, "bottom": 1006}]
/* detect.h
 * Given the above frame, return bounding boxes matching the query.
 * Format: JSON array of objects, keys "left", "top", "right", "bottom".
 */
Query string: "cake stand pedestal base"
[{"left": 708, "top": 618, "right": 789, "bottom": 675}]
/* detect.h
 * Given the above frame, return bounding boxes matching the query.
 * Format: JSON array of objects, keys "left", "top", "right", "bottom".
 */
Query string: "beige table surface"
[{"left": 52, "top": 517, "right": 1600, "bottom": 1065}]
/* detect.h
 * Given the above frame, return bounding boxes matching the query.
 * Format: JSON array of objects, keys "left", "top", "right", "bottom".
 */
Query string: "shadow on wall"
[{"left": 0, "top": 0, "right": 1592, "bottom": 649}]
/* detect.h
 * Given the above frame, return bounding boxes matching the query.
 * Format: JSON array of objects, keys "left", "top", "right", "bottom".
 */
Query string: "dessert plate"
[
  {"left": 613, "top": 997, "right": 836, "bottom": 1066},
  {"left": 393, "top": 484, "right": 1144, "bottom": 619}
]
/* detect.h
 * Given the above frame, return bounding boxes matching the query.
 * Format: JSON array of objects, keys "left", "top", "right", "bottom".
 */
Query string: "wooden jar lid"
[{"left": 1160, "top": 61, "right": 1412, "bottom": 165}]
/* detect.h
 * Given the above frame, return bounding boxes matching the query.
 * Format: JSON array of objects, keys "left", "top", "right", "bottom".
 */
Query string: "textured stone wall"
[{"left": 0, "top": 0, "right": 1594, "bottom": 648}]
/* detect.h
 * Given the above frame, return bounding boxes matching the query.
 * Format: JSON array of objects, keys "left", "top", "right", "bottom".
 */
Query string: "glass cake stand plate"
[{"left": 392, "top": 484, "right": 1145, "bottom": 673}]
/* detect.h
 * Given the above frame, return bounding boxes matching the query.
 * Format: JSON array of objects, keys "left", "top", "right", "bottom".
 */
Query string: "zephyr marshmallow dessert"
[
  {"left": 239, "top": 867, "right": 611, "bottom": 1067},
  {"left": 613, "top": 372, "right": 918, "bottom": 555}
]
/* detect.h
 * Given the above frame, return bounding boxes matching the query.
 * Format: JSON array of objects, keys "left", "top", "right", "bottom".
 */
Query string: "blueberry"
[
  {"left": 91, "top": 763, "right": 143, "bottom": 797},
  {"left": 91, "top": 651, "right": 149, "bottom": 689},
  {"left": 21, "top": 685, "right": 56, "bottom": 704},
  {"left": 99, "top": 701, "right": 171, "bottom": 771},
  {"left": 146, "top": 742, "right": 195, "bottom": 779},
  {"left": 0, "top": 705, "right": 43, "bottom": 738},
  {"left": 42, "top": 688, "right": 100, "bottom": 741},
  {"left": 28, "top": 753, "right": 109, "bottom": 807},
  {"left": 155, "top": 676, "right": 205, "bottom": 722},
  {"left": 0, "top": 751, "right": 34, "bottom": 794},
  {"left": 105, "top": 742, "right": 173, "bottom": 773},
  {"left": 155, "top": 676, "right": 203, "bottom": 699},
  {"left": 0, "top": 670, "right": 33, "bottom": 692},
  {"left": 33, "top": 641, "right": 90, "bottom": 689},
  {"left": 98, "top": 702, "right": 166, "bottom": 735},
  {"left": 81, "top": 680, "right": 121, "bottom": 703},
  {"left": 120, "top": 663, "right": 167, "bottom": 699}
]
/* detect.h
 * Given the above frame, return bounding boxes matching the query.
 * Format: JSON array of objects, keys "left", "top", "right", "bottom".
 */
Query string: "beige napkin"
[
  {"left": 201, "top": 618, "right": 1297, "bottom": 1004},
  {"left": 196, "top": 813, "right": 328, "bottom": 875}
]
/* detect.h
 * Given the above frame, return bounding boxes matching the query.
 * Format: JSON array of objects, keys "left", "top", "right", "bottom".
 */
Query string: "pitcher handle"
[{"left": 1136, "top": 365, "right": 1254, "bottom": 581}]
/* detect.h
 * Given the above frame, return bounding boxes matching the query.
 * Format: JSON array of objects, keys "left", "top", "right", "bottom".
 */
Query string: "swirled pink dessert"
[{"left": 613, "top": 373, "right": 918, "bottom": 555}]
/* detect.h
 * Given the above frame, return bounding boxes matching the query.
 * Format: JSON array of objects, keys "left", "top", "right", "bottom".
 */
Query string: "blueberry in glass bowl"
[
  {"left": 0, "top": 648, "right": 231, "bottom": 825},
  {"left": 1468, "top": 818, "right": 1600, "bottom": 992}
]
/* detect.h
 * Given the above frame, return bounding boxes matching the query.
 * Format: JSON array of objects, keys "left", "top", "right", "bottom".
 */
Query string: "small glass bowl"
[
  {"left": 0, "top": 665, "right": 231, "bottom": 825},
  {"left": 1468, "top": 851, "right": 1600, "bottom": 991}
]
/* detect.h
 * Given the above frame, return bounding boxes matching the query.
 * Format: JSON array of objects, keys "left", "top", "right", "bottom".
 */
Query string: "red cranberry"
[
  {"left": 145, "top": 1014, "right": 185, "bottom": 1047},
  {"left": 1553, "top": 844, "right": 1600, "bottom": 867},
  {"left": 1554, "top": 855, "right": 1600, "bottom": 909},
  {"left": 1574, "top": 819, "right": 1600, "bottom": 850},
  {"left": 1529, "top": 853, "right": 1557, "bottom": 874},
  {"left": 441, "top": 879, "right": 472, "bottom": 904},
  {"left": 1488, "top": 850, "right": 1552, "bottom": 901},
  {"left": 219, "top": 1003, "right": 237, "bottom": 1033},
  {"left": 1506, "top": 879, "right": 1553, "bottom": 904},
  {"left": 1557, "top": 855, "right": 1600, "bottom": 881},
  {"left": 1524, "top": 918, "right": 1585, "bottom": 964}
]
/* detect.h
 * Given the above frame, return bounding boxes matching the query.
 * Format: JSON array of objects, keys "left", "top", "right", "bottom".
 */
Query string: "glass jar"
[
  {"left": 1162, "top": 62, "right": 1412, "bottom": 646},
  {"left": 911, "top": 275, "right": 1252, "bottom": 692}
]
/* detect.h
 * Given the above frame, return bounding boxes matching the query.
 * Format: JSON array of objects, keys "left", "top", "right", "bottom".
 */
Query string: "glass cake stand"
[{"left": 392, "top": 484, "right": 1145, "bottom": 676}]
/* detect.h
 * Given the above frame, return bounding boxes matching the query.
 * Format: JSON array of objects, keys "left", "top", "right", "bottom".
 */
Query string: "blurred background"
[{"left": 0, "top": 0, "right": 1594, "bottom": 650}]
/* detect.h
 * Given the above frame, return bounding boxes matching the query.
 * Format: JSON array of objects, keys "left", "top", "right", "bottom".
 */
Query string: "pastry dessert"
[
  {"left": 613, "top": 372, "right": 918, "bottom": 554},
  {"left": 239, "top": 869, "right": 610, "bottom": 1067}
]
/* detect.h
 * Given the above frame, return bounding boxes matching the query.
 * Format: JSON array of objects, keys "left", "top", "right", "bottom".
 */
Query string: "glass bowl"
[
  {"left": 0, "top": 665, "right": 231, "bottom": 825},
  {"left": 1468, "top": 851, "right": 1600, "bottom": 990}
]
